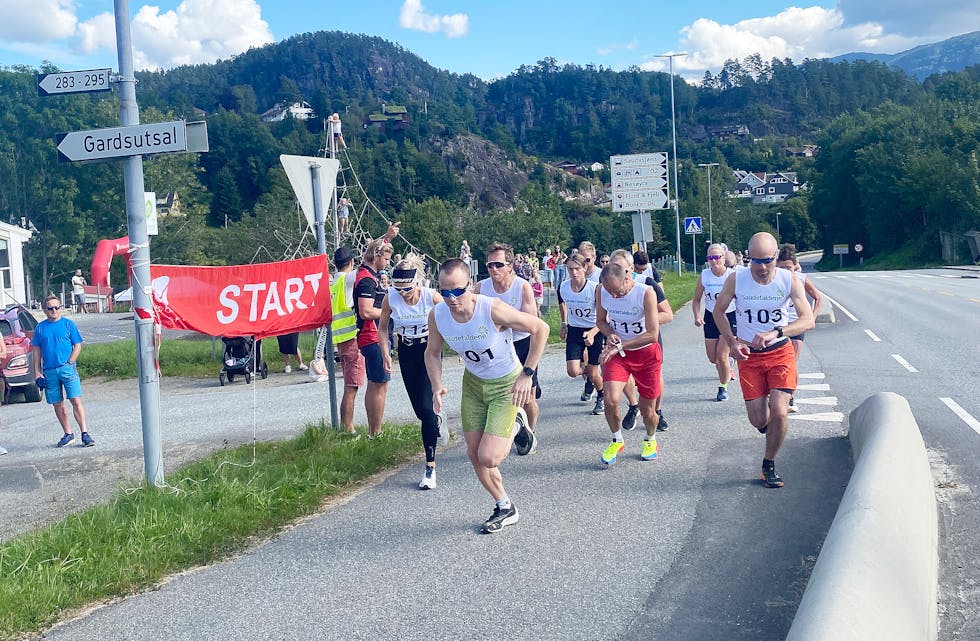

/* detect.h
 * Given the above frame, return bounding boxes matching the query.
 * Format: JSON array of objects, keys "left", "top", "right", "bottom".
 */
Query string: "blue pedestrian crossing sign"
[{"left": 684, "top": 217, "right": 703, "bottom": 235}]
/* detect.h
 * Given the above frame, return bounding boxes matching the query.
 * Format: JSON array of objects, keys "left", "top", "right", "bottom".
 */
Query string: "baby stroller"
[{"left": 219, "top": 336, "right": 268, "bottom": 386}]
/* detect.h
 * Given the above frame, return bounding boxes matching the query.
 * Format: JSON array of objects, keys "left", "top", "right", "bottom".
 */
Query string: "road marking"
[
  {"left": 812, "top": 276, "right": 828, "bottom": 280},
  {"left": 970, "top": 298, "right": 980, "bottom": 304},
  {"left": 896, "top": 275, "right": 913, "bottom": 279},
  {"left": 790, "top": 411, "right": 845, "bottom": 422},
  {"left": 876, "top": 274, "right": 891, "bottom": 278},
  {"left": 940, "top": 274, "right": 959, "bottom": 278},
  {"left": 856, "top": 274, "right": 871, "bottom": 278},
  {"left": 891, "top": 354, "right": 918, "bottom": 372},
  {"left": 798, "top": 372, "right": 825, "bottom": 379},
  {"left": 938, "top": 291, "right": 954, "bottom": 296},
  {"left": 822, "top": 294, "right": 858, "bottom": 321},
  {"left": 915, "top": 274, "right": 936, "bottom": 278},
  {"left": 797, "top": 383, "right": 831, "bottom": 391},
  {"left": 864, "top": 329, "right": 882, "bottom": 342},
  {"left": 940, "top": 398, "right": 980, "bottom": 435},
  {"left": 794, "top": 396, "right": 839, "bottom": 406}
]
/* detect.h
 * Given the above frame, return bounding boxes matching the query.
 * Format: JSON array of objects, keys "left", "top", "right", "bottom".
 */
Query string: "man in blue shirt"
[{"left": 32, "top": 294, "right": 94, "bottom": 447}]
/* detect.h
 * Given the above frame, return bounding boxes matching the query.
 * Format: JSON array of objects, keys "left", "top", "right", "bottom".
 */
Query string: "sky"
[{"left": 0, "top": 0, "right": 977, "bottom": 81}]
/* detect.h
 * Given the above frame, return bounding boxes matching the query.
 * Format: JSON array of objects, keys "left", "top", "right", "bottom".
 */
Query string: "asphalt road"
[
  {"left": 802, "top": 263, "right": 980, "bottom": 641},
  {"left": 2, "top": 298, "right": 851, "bottom": 640}
]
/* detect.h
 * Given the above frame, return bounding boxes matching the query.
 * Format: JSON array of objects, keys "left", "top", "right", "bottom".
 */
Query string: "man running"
[
  {"left": 425, "top": 259, "right": 549, "bottom": 533},
  {"left": 477, "top": 242, "right": 539, "bottom": 454},
  {"left": 558, "top": 252, "right": 604, "bottom": 415},
  {"left": 712, "top": 232, "right": 814, "bottom": 488},
  {"left": 693, "top": 243, "right": 737, "bottom": 401},
  {"left": 776, "top": 243, "right": 822, "bottom": 413},
  {"left": 595, "top": 262, "right": 662, "bottom": 464}
]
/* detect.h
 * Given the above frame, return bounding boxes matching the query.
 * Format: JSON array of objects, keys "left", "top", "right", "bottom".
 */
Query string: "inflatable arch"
[{"left": 90, "top": 236, "right": 131, "bottom": 288}]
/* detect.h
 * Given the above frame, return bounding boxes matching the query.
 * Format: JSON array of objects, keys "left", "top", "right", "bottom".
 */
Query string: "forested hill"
[
  {"left": 832, "top": 30, "right": 980, "bottom": 81},
  {"left": 1, "top": 30, "right": 979, "bottom": 295}
]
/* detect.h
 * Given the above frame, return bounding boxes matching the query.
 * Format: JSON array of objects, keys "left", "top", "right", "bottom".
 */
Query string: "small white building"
[
  {"left": 0, "top": 221, "right": 33, "bottom": 307},
  {"left": 260, "top": 101, "right": 315, "bottom": 123}
]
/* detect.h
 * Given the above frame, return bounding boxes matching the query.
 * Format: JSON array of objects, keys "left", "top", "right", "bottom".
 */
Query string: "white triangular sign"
[{"left": 279, "top": 155, "right": 341, "bottom": 230}]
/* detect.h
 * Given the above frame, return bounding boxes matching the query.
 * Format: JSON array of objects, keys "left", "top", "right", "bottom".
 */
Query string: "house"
[
  {"left": 362, "top": 103, "right": 411, "bottom": 130},
  {"left": 589, "top": 162, "right": 604, "bottom": 172},
  {"left": 785, "top": 145, "right": 819, "bottom": 158},
  {"left": 730, "top": 170, "right": 803, "bottom": 204},
  {"left": 551, "top": 160, "right": 581, "bottom": 175},
  {"left": 156, "top": 192, "right": 184, "bottom": 218},
  {"left": 260, "top": 101, "right": 315, "bottom": 123},
  {"left": 0, "top": 221, "right": 33, "bottom": 306}
]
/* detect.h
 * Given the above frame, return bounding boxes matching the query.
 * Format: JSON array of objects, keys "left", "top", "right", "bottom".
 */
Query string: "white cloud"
[
  {"left": 398, "top": 0, "right": 469, "bottom": 38},
  {"left": 76, "top": 13, "right": 117, "bottom": 54},
  {"left": 0, "top": 0, "right": 77, "bottom": 42},
  {"left": 129, "top": 0, "right": 275, "bottom": 69}
]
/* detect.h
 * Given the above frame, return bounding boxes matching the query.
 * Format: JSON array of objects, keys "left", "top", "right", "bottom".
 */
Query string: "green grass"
[{"left": 0, "top": 423, "right": 421, "bottom": 640}]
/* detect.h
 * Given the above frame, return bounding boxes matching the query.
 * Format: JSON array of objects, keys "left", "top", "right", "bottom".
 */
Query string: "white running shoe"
[
  {"left": 419, "top": 466, "right": 437, "bottom": 490},
  {"left": 437, "top": 412, "right": 450, "bottom": 448},
  {"left": 0, "top": 445, "right": 8, "bottom": 455},
  {"left": 284, "top": 365, "right": 292, "bottom": 373}
]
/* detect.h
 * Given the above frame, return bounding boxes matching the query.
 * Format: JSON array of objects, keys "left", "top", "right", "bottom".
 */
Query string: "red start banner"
[{"left": 149, "top": 255, "right": 332, "bottom": 339}]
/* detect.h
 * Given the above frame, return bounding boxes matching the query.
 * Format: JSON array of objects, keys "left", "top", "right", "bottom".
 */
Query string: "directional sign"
[
  {"left": 684, "top": 217, "right": 703, "bottom": 234},
  {"left": 38, "top": 68, "right": 112, "bottom": 96},
  {"left": 56, "top": 120, "right": 208, "bottom": 163},
  {"left": 612, "top": 164, "right": 667, "bottom": 179},
  {"left": 613, "top": 189, "right": 669, "bottom": 212},
  {"left": 833, "top": 244, "right": 849, "bottom": 255},
  {"left": 611, "top": 153, "right": 668, "bottom": 167},
  {"left": 610, "top": 152, "right": 670, "bottom": 212},
  {"left": 612, "top": 175, "right": 668, "bottom": 191}
]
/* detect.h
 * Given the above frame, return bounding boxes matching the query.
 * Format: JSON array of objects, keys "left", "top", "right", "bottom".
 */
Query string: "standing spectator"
[
  {"left": 337, "top": 197, "right": 351, "bottom": 238},
  {"left": 531, "top": 270, "right": 544, "bottom": 315},
  {"left": 276, "top": 332, "right": 307, "bottom": 373},
  {"left": 553, "top": 244, "right": 568, "bottom": 291},
  {"left": 459, "top": 240, "right": 471, "bottom": 265},
  {"left": 71, "top": 269, "right": 87, "bottom": 314},
  {"left": 329, "top": 113, "right": 347, "bottom": 150},
  {"left": 328, "top": 246, "right": 364, "bottom": 433},
  {"left": 543, "top": 248, "right": 555, "bottom": 289},
  {"left": 33, "top": 294, "right": 94, "bottom": 447}
]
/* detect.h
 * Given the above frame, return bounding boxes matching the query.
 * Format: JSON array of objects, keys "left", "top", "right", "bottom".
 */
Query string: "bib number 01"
[{"left": 464, "top": 347, "right": 495, "bottom": 363}]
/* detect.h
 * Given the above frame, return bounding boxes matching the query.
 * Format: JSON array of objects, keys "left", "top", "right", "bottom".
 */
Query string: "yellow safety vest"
[{"left": 330, "top": 272, "right": 358, "bottom": 345}]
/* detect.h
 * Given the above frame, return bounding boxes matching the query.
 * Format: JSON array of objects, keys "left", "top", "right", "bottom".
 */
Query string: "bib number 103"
[{"left": 743, "top": 308, "right": 784, "bottom": 324}]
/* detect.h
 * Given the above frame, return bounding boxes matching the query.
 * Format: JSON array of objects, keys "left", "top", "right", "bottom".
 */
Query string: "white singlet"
[
  {"left": 787, "top": 271, "right": 806, "bottom": 322},
  {"left": 559, "top": 279, "right": 598, "bottom": 329},
  {"left": 700, "top": 267, "right": 736, "bottom": 313},
  {"left": 586, "top": 268, "right": 602, "bottom": 283},
  {"left": 479, "top": 276, "right": 530, "bottom": 341},
  {"left": 387, "top": 286, "right": 434, "bottom": 338},
  {"left": 734, "top": 267, "right": 794, "bottom": 343},
  {"left": 434, "top": 294, "right": 520, "bottom": 380},
  {"left": 600, "top": 282, "right": 651, "bottom": 350}
]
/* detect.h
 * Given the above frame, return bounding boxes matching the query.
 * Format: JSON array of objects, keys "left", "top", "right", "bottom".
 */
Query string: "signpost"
[
  {"left": 56, "top": 120, "right": 208, "bottom": 163},
  {"left": 854, "top": 243, "right": 864, "bottom": 265},
  {"left": 833, "top": 243, "right": 849, "bottom": 268},
  {"left": 685, "top": 216, "right": 702, "bottom": 268},
  {"left": 611, "top": 152, "right": 671, "bottom": 258},
  {"left": 37, "top": 68, "right": 112, "bottom": 96}
]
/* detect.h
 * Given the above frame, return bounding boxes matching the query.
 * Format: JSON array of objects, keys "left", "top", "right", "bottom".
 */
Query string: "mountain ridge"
[{"left": 831, "top": 30, "right": 980, "bottom": 80}]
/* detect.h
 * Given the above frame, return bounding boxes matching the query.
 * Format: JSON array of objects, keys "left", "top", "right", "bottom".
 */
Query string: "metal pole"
[
  {"left": 776, "top": 212, "right": 781, "bottom": 238},
  {"left": 658, "top": 53, "right": 687, "bottom": 275},
  {"left": 328, "top": 119, "right": 340, "bottom": 253},
  {"left": 311, "top": 163, "right": 340, "bottom": 429},
  {"left": 114, "top": 0, "right": 163, "bottom": 486},
  {"left": 698, "top": 162, "right": 719, "bottom": 245},
  {"left": 692, "top": 234, "right": 696, "bottom": 272}
]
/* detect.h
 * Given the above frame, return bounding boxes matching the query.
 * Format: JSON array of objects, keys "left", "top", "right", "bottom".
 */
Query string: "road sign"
[
  {"left": 833, "top": 244, "right": 849, "bottom": 255},
  {"left": 854, "top": 243, "right": 864, "bottom": 253},
  {"left": 610, "top": 152, "right": 670, "bottom": 213},
  {"left": 56, "top": 120, "right": 208, "bottom": 163},
  {"left": 38, "top": 68, "right": 112, "bottom": 96},
  {"left": 684, "top": 217, "right": 703, "bottom": 234},
  {"left": 280, "top": 155, "right": 342, "bottom": 231}
]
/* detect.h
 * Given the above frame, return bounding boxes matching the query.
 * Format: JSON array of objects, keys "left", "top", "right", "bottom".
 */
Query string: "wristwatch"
[
  {"left": 522, "top": 366, "right": 535, "bottom": 377},
  {"left": 775, "top": 326, "right": 784, "bottom": 338}
]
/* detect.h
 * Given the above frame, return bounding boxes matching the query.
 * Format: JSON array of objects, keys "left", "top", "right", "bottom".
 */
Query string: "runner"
[
  {"left": 558, "top": 252, "right": 605, "bottom": 415},
  {"left": 712, "top": 232, "right": 815, "bottom": 488},
  {"left": 425, "top": 259, "right": 549, "bottom": 533},
  {"left": 577, "top": 241, "right": 602, "bottom": 283},
  {"left": 477, "top": 242, "right": 540, "bottom": 454},
  {"left": 379, "top": 254, "right": 446, "bottom": 489},
  {"left": 595, "top": 262, "right": 663, "bottom": 464},
  {"left": 776, "top": 243, "right": 823, "bottom": 413},
  {"left": 693, "top": 243, "right": 737, "bottom": 401}
]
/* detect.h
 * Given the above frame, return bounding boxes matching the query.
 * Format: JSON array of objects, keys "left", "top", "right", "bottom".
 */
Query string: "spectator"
[
  {"left": 276, "top": 332, "right": 307, "bottom": 373},
  {"left": 329, "top": 113, "right": 347, "bottom": 150},
  {"left": 543, "top": 248, "right": 555, "bottom": 289},
  {"left": 71, "top": 269, "right": 87, "bottom": 314},
  {"left": 531, "top": 270, "right": 544, "bottom": 315},
  {"left": 327, "top": 246, "right": 364, "bottom": 433},
  {"left": 553, "top": 244, "right": 568, "bottom": 290},
  {"left": 33, "top": 294, "right": 94, "bottom": 448},
  {"left": 337, "top": 197, "right": 351, "bottom": 237},
  {"left": 459, "top": 240, "right": 471, "bottom": 265}
]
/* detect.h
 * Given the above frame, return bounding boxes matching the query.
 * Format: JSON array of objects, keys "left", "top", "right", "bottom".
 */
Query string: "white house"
[
  {"left": 0, "top": 221, "right": 33, "bottom": 307},
  {"left": 260, "top": 101, "right": 315, "bottom": 123}
]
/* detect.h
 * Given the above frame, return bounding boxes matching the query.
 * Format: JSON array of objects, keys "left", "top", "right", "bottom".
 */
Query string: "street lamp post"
[
  {"left": 775, "top": 211, "right": 781, "bottom": 239},
  {"left": 657, "top": 52, "right": 688, "bottom": 275},
  {"left": 698, "top": 162, "right": 719, "bottom": 244}
]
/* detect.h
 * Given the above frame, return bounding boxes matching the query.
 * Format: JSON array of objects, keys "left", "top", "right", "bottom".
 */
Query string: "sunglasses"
[
  {"left": 583, "top": 257, "right": 593, "bottom": 263},
  {"left": 485, "top": 261, "right": 509, "bottom": 269},
  {"left": 749, "top": 254, "right": 777, "bottom": 264},
  {"left": 600, "top": 259, "right": 610, "bottom": 264},
  {"left": 439, "top": 287, "right": 467, "bottom": 298},
  {"left": 393, "top": 284, "right": 415, "bottom": 292},
  {"left": 707, "top": 255, "right": 724, "bottom": 261},
  {"left": 46, "top": 305, "right": 61, "bottom": 311}
]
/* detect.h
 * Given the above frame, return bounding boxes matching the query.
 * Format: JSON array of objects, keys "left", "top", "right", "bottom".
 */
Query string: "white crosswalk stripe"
[
  {"left": 794, "top": 396, "right": 839, "bottom": 406},
  {"left": 797, "top": 383, "right": 831, "bottom": 391},
  {"left": 799, "top": 373, "right": 825, "bottom": 379},
  {"left": 790, "top": 411, "right": 846, "bottom": 422}
]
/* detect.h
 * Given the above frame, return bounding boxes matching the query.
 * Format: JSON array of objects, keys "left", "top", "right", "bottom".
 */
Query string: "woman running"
[
  {"left": 379, "top": 254, "right": 446, "bottom": 489},
  {"left": 558, "top": 252, "right": 605, "bottom": 415},
  {"left": 693, "top": 243, "right": 737, "bottom": 401}
]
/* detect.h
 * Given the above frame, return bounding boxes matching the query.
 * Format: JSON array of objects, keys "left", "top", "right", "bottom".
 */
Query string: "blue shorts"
[
  {"left": 43, "top": 364, "right": 83, "bottom": 403},
  {"left": 360, "top": 342, "right": 390, "bottom": 384}
]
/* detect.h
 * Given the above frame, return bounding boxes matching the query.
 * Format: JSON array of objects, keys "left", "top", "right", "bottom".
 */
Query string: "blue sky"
[{"left": 0, "top": 1, "right": 976, "bottom": 80}]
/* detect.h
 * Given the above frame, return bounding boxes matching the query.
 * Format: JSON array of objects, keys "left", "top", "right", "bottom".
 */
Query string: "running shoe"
[
  {"left": 482, "top": 503, "right": 519, "bottom": 533},
  {"left": 757, "top": 424, "right": 769, "bottom": 435},
  {"left": 513, "top": 408, "right": 537, "bottom": 455},
  {"left": 298, "top": 364, "right": 309, "bottom": 371},
  {"left": 622, "top": 404, "right": 639, "bottom": 431},
  {"left": 419, "top": 466, "right": 437, "bottom": 490},
  {"left": 581, "top": 379, "right": 595, "bottom": 402},
  {"left": 81, "top": 432, "right": 95, "bottom": 447},
  {"left": 656, "top": 410, "right": 669, "bottom": 432},
  {"left": 641, "top": 438, "right": 659, "bottom": 461},
  {"left": 591, "top": 395, "right": 605, "bottom": 415},
  {"left": 601, "top": 440, "right": 625, "bottom": 465},
  {"left": 284, "top": 364, "right": 292, "bottom": 373},
  {"left": 535, "top": 384, "right": 541, "bottom": 400},
  {"left": 716, "top": 387, "right": 728, "bottom": 402},
  {"left": 56, "top": 433, "right": 75, "bottom": 448},
  {"left": 0, "top": 445, "right": 7, "bottom": 455},
  {"left": 761, "top": 463, "right": 784, "bottom": 488},
  {"left": 788, "top": 396, "right": 798, "bottom": 413},
  {"left": 437, "top": 411, "right": 450, "bottom": 448},
  {"left": 729, "top": 356, "right": 737, "bottom": 381}
]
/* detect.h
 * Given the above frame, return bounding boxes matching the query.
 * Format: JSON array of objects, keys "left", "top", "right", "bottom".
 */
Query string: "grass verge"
[{"left": 0, "top": 423, "right": 421, "bottom": 640}]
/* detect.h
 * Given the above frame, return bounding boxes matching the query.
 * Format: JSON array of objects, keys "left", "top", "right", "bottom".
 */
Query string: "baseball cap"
[{"left": 333, "top": 246, "right": 354, "bottom": 266}]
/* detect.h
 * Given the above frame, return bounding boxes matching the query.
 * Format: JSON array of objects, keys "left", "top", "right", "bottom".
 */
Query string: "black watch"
[
  {"left": 775, "top": 326, "right": 784, "bottom": 338},
  {"left": 522, "top": 366, "right": 535, "bottom": 377}
]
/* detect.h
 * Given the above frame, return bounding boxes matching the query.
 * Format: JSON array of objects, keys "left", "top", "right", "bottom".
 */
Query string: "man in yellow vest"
[{"left": 330, "top": 246, "right": 364, "bottom": 433}]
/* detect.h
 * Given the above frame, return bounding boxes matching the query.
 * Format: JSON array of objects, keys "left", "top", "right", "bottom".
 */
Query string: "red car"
[{"left": 1, "top": 304, "right": 41, "bottom": 403}]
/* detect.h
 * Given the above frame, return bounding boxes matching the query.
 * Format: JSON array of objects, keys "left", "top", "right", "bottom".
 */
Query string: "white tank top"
[
  {"left": 734, "top": 267, "right": 794, "bottom": 343},
  {"left": 586, "top": 268, "right": 602, "bottom": 283},
  {"left": 387, "top": 286, "right": 434, "bottom": 338},
  {"left": 787, "top": 271, "right": 806, "bottom": 322},
  {"left": 559, "top": 279, "right": 598, "bottom": 328},
  {"left": 600, "top": 282, "right": 650, "bottom": 350},
  {"left": 479, "top": 276, "right": 530, "bottom": 341},
  {"left": 434, "top": 294, "right": 520, "bottom": 380},
  {"left": 700, "top": 267, "right": 736, "bottom": 313}
]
